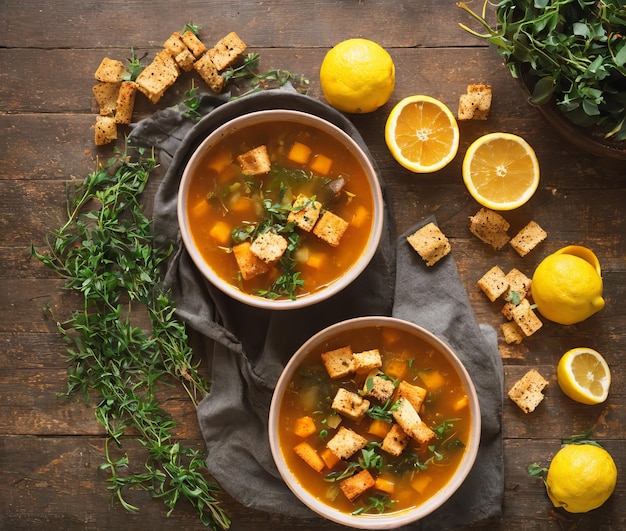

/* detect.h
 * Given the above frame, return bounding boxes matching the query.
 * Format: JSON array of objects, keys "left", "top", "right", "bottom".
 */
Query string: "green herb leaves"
[
  {"left": 458, "top": 0, "right": 626, "bottom": 140},
  {"left": 32, "top": 147, "right": 230, "bottom": 529}
]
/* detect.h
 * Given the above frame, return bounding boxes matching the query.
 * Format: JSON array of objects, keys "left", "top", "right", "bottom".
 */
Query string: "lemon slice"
[
  {"left": 385, "top": 95, "right": 459, "bottom": 173},
  {"left": 557, "top": 347, "right": 611, "bottom": 405},
  {"left": 462, "top": 132, "right": 540, "bottom": 210}
]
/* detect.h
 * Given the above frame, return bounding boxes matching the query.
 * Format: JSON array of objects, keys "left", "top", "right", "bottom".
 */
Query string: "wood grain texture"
[{"left": 1, "top": 0, "right": 624, "bottom": 529}]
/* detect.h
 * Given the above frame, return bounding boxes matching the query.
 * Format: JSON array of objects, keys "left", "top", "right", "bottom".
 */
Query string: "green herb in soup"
[
  {"left": 186, "top": 121, "right": 374, "bottom": 300},
  {"left": 278, "top": 325, "right": 471, "bottom": 516}
]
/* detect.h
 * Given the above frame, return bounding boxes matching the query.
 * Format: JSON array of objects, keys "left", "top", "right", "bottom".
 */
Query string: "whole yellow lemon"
[
  {"left": 320, "top": 38, "right": 395, "bottom": 114},
  {"left": 531, "top": 246, "right": 604, "bottom": 325},
  {"left": 546, "top": 444, "right": 617, "bottom": 513}
]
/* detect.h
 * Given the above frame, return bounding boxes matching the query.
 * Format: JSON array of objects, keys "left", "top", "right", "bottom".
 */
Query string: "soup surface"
[
  {"left": 278, "top": 324, "right": 472, "bottom": 516},
  {"left": 185, "top": 119, "right": 374, "bottom": 300}
]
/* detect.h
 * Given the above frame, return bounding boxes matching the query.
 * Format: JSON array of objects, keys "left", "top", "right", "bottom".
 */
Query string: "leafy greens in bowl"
[{"left": 458, "top": 0, "right": 626, "bottom": 154}]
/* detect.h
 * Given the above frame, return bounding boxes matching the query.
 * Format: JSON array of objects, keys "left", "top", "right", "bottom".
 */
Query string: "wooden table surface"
[{"left": 1, "top": 1, "right": 624, "bottom": 529}]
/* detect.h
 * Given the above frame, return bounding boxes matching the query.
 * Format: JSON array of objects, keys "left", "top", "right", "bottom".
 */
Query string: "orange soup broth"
[
  {"left": 185, "top": 120, "right": 374, "bottom": 299},
  {"left": 278, "top": 325, "right": 472, "bottom": 516}
]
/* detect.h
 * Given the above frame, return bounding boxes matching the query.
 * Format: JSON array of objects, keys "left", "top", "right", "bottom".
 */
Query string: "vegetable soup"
[
  {"left": 185, "top": 119, "right": 375, "bottom": 301},
  {"left": 277, "top": 324, "right": 473, "bottom": 516}
]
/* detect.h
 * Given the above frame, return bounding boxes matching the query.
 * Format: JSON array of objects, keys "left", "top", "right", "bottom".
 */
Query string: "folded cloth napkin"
[{"left": 128, "top": 86, "right": 503, "bottom": 528}]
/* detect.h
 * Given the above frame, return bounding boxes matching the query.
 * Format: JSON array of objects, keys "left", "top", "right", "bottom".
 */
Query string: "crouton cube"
[
  {"left": 232, "top": 241, "right": 270, "bottom": 280},
  {"left": 326, "top": 426, "right": 368, "bottom": 460},
  {"left": 397, "top": 380, "right": 427, "bottom": 412},
  {"left": 501, "top": 321, "right": 525, "bottom": 345},
  {"left": 340, "top": 469, "right": 375, "bottom": 502},
  {"left": 163, "top": 32, "right": 188, "bottom": 56},
  {"left": 331, "top": 388, "right": 370, "bottom": 421},
  {"left": 293, "top": 441, "right": 326, "bottom": 473},
  {"left": 508, "top": 369, "right": 549, "bottom": 413},
  {"left": 194, "top": 54, "right": 225, "bottom": 93},
  {"left": 294, "top": 416, "right": 317, "bottom": 438},
  {"left": 310, "top": 154, "right": 333, "bottom": 175},
  {"left": 94, "top": 57, "right": 124, "bottom": 83},
  {"left": 458, "top": 84, "right": 492, "bottom": 120},
  {"left": 381, "top": 423, "right": 410, "bottom": 456},
  {"left": 477, "top": 265, "right": 509, "bottom": 302},
  {"left": 392, "top": 399, "right": 435, "bottom": 444},
  {"left": 92, "top": 82, "right": 121, "bottom": 116},
  {"left": 114, "top": 81, "right": 138, "bottom": 125},
  {"left": 321, "top": 346, "right": 354, "bottom": 379},
  {"left": 504, "top": 268, "right": 532, "bottom": 301},
  {"left": 511, "top": 298, "right": 543, "bottom": 337},
  {"left": 94, "top": 115, "right": 117, "bottom": 146},
  {"left": 237, "top": 145, "right": 272, "bottom": 176},
  {"left": 174, "top": 49, "right": 196, "bottom": 72},
  {"left": 312, "top": 210, "right": 349, "bottom": 247},
  {"left": 406, "top": 222, "right": 451, "bottom": 266},
  {"left": 501, "top": 301, "right": 517, "bottom": 321},
  {"left": 287, "top": 141, "right": 312, "bottom": 165},
  {"left": 510, "top": 220, "right": 548, "bottom": 257},
  {"left": 363, "top": 374, "right": 396, "bottom": 402},
  {"left": 208, "top": 31, "right": 247, "bottom": 70},
  {"left": 250, "top": 231, "right": 288, "bottom": 264},
  {"left": 180, "top": 29, "right": 208, "bottom": 58},
  {"left": 353, "top": 349, "right": 382, "bottom": 373},
  {"left": 469, "top": 208, "right": 510, "bottom": 250},
  {"left": 136, "top": 50, "right": 180, "bottom": 104},
  {"left": 288, "top": 194, "right": 322, "bottom": 232}
]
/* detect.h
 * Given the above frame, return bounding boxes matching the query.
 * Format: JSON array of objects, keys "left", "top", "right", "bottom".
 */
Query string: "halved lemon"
[
  {"left": 385, "top": 95, "right": 459, "bottom": 173},
  {"left": 462, "top": 132, "right": 540, "bottom": 210},
  {"left": 557, "top": 348, "right": 611, "bottom": 405}
]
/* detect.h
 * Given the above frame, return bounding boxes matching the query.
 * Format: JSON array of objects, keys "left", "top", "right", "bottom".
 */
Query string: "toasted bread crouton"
[
  {"left": 511, "top": 298, "right": 543, "bottom": 337},
  {"left": 510, "top": 220, "right": 547, "bottom": 257},
  {"left": 327, "top": 426, "right": 368, "bottom": 460},
  {"left": 92, "top": 82, "right": 121, "bottom": 116},
  {"left": 381, "top": 423, "right": 411, "bottom": 456},
  {"left": 94, "top": 57, "right": 124, "bottom": 83},
  {"left": 174, "top": 49, "right": 196, "bottom": 72},
  {"left": 340, "top": 469, "right": 375, "bottom": 502},
  {"left": 508, "top": 369, "right": 549, "bottom": 413},
  {"left": 208, "top": 31, "right": 247, "bottom": 71},
  {"left": 136, "top": 50, "right": 180, "bottom": 104},
  {"left": 353, "top": 349, "right": 382, "bottom": 373},
  {"left": 94, "top": 115, "right": 117, "bottom": 146},
  {"left": 469, "top": 207, "right": 511, "bottom": 250},
  {"left": 501, "top": 321, "right": 525, "bottom": 345},
  {"left": 458, "top": 84, "right": 492, "bottom": 120},
  {"left": 194, "top": 54, "right": 225, "bottom": 93},
  {"left": 392, "top": 398, "right": 435, "bottom": 444},
  {"left": 321, "top": 346, "right": 354, "bottom": 379},
  {"left": 504, "top": 268, "right": 532, "bottom": 301},
  {"left": 293, "top": 441, "right": 326, "bottom": 473},
  {"left": 287, "top": 194, "right": 322, "bottom": 232},
  {"left": 114, "top": 81, "right": 138, "bottom": 125},
  {"left": 406, "top": 222, "right": 451, "bottom": 266},
  {"left": 397, "top": 380, "right": 428, "bottom": 412},
  {"left": 250, "top": 231, "right": 288, "bottom": 264},
  {"left": 477, "top": 265, "right": 509, "bottom": 302},
  {"left": 180, "top": 30, "right": 208, "bottom": 58},
  {"left": 363, "top": 374, "right": 396, "bottom": 402},
  {"left": 313, "top": 211, "right": 349, "bottom": 247},
  {"left": 163, "top": 31, "right": 188, "bottom": 56},
  {"left": 332, "top": 388, "right": 370, "bottom": 421},
  {"left": 237, "top": 145, "right": 272, "bottom": 175},
  {"left": 501, "top": 301, "right": 517, "bottom": 321},
  {"left": 232, "top": 241, "right": 271, "bottom": 280}
]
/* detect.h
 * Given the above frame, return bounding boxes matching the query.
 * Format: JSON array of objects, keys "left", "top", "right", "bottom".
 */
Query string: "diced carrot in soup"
[
  {"left": 294, "top": 416, "right": 317, "bottom": 438},
  {"left": 320, "top": 447, "right": 341, "bottom": 469},
  {"left": 310, "top": 153, "right": 333, "bottom": 175},
  {"left": 454, "top": 395, "right": 469, "bottom": 411},
  {"left": 208, "top": 221, "right": 231, "bottom": 245},
  {"left": 368, "top": 419, "right": 391, "bottom": 439},
  {"left": 306, "top": 252, "right": 326, "bottom": 269},
  {"left": 288, "top": 141, "right": 312, "bottom": 164},
  {"left": 385, "top": 358, "right": 409, "bottom": 380},
  {"left": 418, "top": 370, "right": 445, "bottom": 391},
  {"left": 206, "top": 148, "right": 233, "bottom": 173},
  {"left": 375, "top": 475, "right": 395, "bottom": 494},
  {"left": 230, "top": 194, "right": 254, "bottom": 213},
  {"left": 350, "top": 205, "right": 370, "bottom": 228},
  {"left": 191, "top": 198, "right": 210, "bottom": 218},
  {"left": 411, "top": 473, "right": 433, "bottom": 494}
]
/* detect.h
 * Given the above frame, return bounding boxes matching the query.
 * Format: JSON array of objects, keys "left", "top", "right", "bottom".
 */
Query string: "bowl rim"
[
  {"left": 177, "top": 109, "right": 385, "bottom": 310},
  {"left": 268, "top": 315, "right": 482, "bottom": 529}
]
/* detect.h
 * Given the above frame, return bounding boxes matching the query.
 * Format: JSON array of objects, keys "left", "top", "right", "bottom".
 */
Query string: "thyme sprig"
[{"left": 31, "top": 145, "right": 230, "bottom": 529}]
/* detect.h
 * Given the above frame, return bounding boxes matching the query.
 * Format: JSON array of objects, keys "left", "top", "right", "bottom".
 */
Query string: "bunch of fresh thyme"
[{"left": 31, "top": 146, "right": 230, "bottom": 529}]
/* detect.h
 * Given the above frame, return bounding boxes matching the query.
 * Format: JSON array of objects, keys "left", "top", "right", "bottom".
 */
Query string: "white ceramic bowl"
[
  {"left": 268, "top": 316, "right": 481, "bottom": 529},
  {"left": 177, "top": 109, "right": 384, "bottom": 310}
]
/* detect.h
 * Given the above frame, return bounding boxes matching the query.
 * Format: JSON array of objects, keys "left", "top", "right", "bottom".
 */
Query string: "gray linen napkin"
[{"left": 128, "top": 87, "right": 503, "bottom": 528}]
